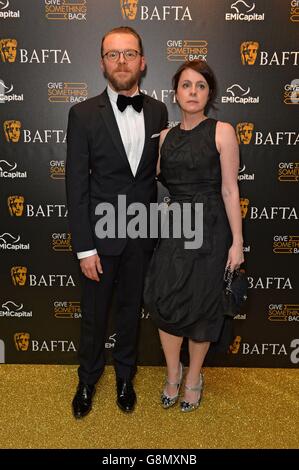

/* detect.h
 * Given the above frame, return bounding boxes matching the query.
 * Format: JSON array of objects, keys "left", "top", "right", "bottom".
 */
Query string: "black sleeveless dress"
[{"left": 144, "top": 119, "right": 232, "bottom": 343}]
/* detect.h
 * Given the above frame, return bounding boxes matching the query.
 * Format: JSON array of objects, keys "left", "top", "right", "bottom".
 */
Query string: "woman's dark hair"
[{"left": 172, "top": 59, "right": 217, "bottom": 105}]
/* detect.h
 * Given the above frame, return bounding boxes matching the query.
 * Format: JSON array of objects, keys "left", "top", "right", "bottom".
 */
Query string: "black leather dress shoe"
[
  {"left": 116, "top": 378, "right": 136, "bottom": 413},
  {"left": 72, "top": 381, "right": 95, "bottom": 419}
]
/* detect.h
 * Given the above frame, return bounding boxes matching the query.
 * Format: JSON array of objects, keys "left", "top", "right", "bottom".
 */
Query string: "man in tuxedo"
[{"left": 66, "top": 26, "right": 168, "bottom": 418}]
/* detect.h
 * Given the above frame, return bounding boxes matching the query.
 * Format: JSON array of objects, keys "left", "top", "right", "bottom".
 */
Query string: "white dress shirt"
[{"left": 77, "top": 85, "right": 145, "bottom": 260}]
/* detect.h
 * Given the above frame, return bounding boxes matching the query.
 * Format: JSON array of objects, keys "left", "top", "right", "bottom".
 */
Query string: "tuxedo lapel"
[
  {"left": 135, "top": 94, "right": 153, "bottom": 177},
  {"left": 97, "top": 90, "right": 132, "bottom": 172}
]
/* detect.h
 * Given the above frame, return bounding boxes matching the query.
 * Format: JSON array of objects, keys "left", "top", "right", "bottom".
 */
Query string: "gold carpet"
[{"left": 0, "top": 365, "right": 298, "bottom": 449}]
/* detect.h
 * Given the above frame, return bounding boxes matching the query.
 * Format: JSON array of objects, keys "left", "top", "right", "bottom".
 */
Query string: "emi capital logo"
[
  {"left": 0, "top": 79, "right": 23, "bottom": 103},
  {"left": 105, "top": 333, "right": 116, "bottom": 349},
  {"left": 221, "top": 84, "right": 259, "bottom": 104},
  {"left": 0, "top": 38, "right": 71, "bottom": 63},
  {"left": 226, "top": 1, "right": 264, "bottom": 21},
  {"left": 120, "top": 0, "right": 192, "bottom": 21},
  {"left": 0, "top": 300, "right": 32, "bottom": 318},
  {"left": 240, "top": 41, "right": 299, "bottom": 66},
  {"left": 0, "top": 0, "right": 20, "bottom": 19},
  {"left": 0, "top": 232, "right": 29, "bottom": 251},
  {"left": 14, "top": 332, "right": 76, "bottom": 353},
  {"left": 0, "top": 160, "right": 27, "bottom": 179},
  {"left": 45, "top": 0, "right": 87, "bottom": 21},
  {"left": 238, "top": 164, "right": 254, "bottom": 181}
]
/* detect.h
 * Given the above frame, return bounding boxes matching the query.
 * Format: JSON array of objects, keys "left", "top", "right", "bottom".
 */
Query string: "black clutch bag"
[{"left": 222, "top": 268, "right": 249, "bottom": 318}]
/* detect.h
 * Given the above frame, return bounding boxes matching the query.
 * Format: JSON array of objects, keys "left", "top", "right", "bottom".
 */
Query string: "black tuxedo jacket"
[{"left": 66, "top": 89, "right": 168, "bottom": 256}]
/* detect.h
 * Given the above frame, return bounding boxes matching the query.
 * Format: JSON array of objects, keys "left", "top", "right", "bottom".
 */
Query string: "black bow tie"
[{"left": 116, "top": 94, "right": 144, "bottom": 113}]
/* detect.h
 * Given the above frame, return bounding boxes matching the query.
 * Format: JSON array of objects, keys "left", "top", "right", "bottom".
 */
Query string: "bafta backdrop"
[{"left": 0, "top": 0, "right": 298, "bottom": 367}]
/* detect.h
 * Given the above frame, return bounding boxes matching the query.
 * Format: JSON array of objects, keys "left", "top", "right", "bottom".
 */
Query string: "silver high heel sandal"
[
  {"left": 180, "top": 372, "right": 204, "bottom": 412},
  {"left": 161, "top": 362, "right": 183, "bottom": 409}
]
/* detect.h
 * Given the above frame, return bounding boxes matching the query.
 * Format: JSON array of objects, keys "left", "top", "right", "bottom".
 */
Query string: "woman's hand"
[{"left": 226, "top": 243, "right": 244, "bottom": 271}]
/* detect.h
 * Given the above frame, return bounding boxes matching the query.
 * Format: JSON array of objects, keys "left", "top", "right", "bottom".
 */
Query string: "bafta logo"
[
  {"left": 0, "top": 38, "right": 17, "bottom": 63},
  {"left": 236, "top": 122, "right": 254, "bottom": 145},
  {"left": 229, "top": 335, "right": 242, "bottom": 354},
  {"left": 120, "top": 0, "right": 138, "bottom": 20},
  {"left": 4, "top": 120, "right": 21, "bottom": 143},
  {"left": 240, "top": 41, "right": 259, "bottom": 65},
  {"left": 14, "top": 332, "right": 30, "bottom": 351},
  {"left": 240, "top": 198, "right": 249, "bottom": 219},
  {"left": 8, "top": 195, "right": 24, "bottom": 216},
  {"left": 11, "top": 266, "right": 27, "bottom": 286}
]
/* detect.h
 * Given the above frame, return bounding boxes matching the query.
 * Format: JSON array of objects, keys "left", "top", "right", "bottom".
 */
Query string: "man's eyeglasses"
[{"left": 102, "top": 49, "right": 141, "bottom": 62}]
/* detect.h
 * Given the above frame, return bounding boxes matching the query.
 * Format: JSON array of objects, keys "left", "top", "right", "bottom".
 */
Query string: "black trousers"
[{"left": 78, "top": 239, "right": 151, "bottom": 385}]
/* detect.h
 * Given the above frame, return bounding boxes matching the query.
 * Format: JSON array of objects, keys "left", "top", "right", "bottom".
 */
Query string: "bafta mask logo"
[
  {"left": 120, "top": 0, "right": 138, "bottom": 20},
  {"left": 14, "top": 332, "right": 30, "bottom": 351},
  {"left": 240, "top": 198, "right": 249, "bottom": 219},
  {"left": 0, "top": 38, "right": 17, "bottom": 63},
  {"left": 229, "top": 335, "right": 242, "bottom": 354},
  {"left": 8, "top": 195, "right": 24, "bottom": 216},
  {"left": 11, "top": 266, "right": 27, "bottom": 286},
  {"left": 236, "top": 122, "right": 254, "bottom": 145},
  {"left": 240, "top": 41, "right": 259, "bottom": 65},
  {"left": 4, "top": 120, "right": 21, "bottom": 143}
]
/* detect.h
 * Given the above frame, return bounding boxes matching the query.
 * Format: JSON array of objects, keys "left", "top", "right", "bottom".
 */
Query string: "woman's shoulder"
[
  {"left": 160, "top": 127, "right": 171, "bottom": 138},
  {"left": 215, "top": 120, "right": 235, "bottom": 133},
  {"left": 159, "top": 127, "right": 172, "bottom": 147},
  {"left": 215, "top": 121, "right": 238, "bottom": 151}
]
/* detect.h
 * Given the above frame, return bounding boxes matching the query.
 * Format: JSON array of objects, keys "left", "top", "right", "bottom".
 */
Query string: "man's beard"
[{"left": 104, "top": 65, "right": 141, "bottom": 92}]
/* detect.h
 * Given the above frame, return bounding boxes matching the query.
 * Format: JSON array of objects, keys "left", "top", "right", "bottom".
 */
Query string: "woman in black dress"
[{"left": 144, "top": 60, "right": 244, "bottom": 412}]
